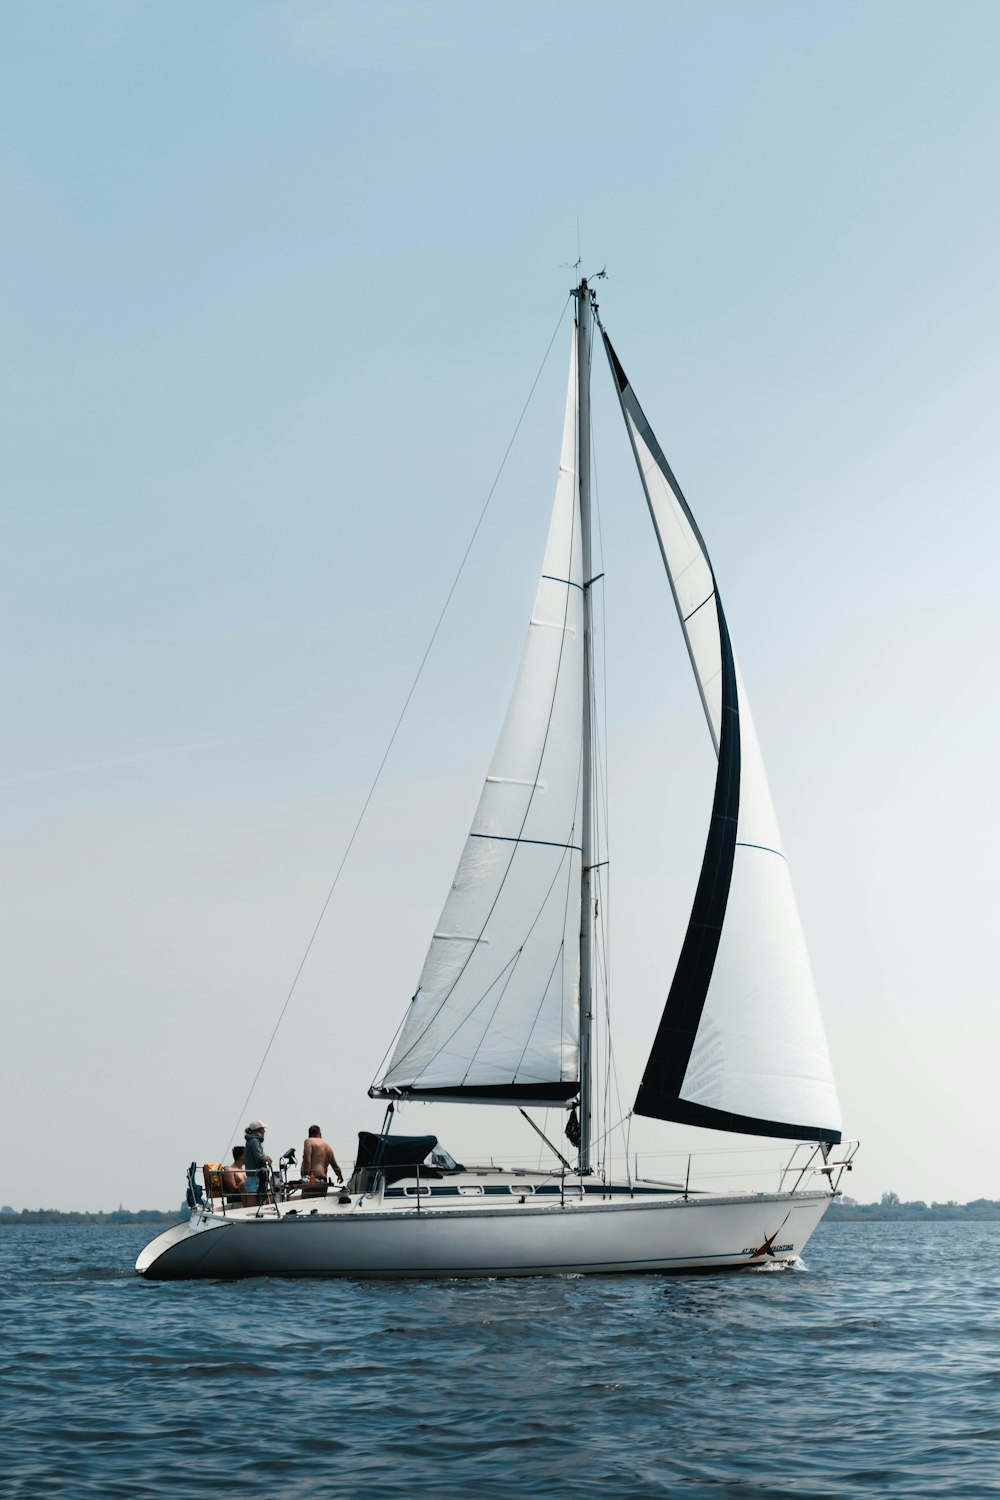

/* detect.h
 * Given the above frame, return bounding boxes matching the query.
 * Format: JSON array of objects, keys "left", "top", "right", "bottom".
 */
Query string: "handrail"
[
  {"left": 778, "top": 1140, "right": 861, "bottom": 1195},
  {"left": 188, "top": 1139, "right": 861, "bottom": 1214}
]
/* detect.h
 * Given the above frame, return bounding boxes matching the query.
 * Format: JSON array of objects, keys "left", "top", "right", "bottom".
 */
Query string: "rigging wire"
[{"left": 225, "top": 294, "right": 573, "bottom": 1151}]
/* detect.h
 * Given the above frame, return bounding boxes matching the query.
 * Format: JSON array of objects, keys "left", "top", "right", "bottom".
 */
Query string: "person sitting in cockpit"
[{"left": 221, "top": 1145, "right": 246, "bottom": 1202}]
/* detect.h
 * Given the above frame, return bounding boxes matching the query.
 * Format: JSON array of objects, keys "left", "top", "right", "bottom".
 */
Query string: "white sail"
[
  {"left": 605, "top": 332, "right": 842, "bottom": 1142},
  {"left": 373, "top": 338, "right": 584, "bottom": 1104},
  {"left": 681, "top": 669, "right": 842, "bottom": 1132}
]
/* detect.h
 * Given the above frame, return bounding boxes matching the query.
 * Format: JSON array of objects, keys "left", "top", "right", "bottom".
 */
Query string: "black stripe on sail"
[
  {"left": 631, "top": 1092, "right": 842, "bottom": 1146},
  {"left": 601, "top": 333, "right": 719, "bottom": 572},
  {"left": 634, "top": 603, "right": 741, "bottom": 1106},
  {"left": 371, "top": 1082, "right": 579, "bottom": 1105},
  {"left": 606, "top": 337, "right": 629, "bottom": 393}
]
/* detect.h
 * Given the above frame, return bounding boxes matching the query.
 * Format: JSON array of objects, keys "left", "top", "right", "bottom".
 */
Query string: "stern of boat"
[{"left": 135, "top": 1212, "right": 235, "bottom": 1279}]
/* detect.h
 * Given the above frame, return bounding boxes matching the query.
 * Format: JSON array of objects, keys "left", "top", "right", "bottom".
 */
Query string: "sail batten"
[{"left": 602, "top": 331, "right": 842, "bottom": 1145}]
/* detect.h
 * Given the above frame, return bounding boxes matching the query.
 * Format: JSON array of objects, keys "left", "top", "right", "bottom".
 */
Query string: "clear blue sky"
[{"left": 3, "top": 1, "right": 998, "bottom": 1209}]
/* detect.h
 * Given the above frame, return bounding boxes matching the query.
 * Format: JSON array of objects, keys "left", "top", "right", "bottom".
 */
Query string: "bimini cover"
[{"left": 352, "top": 1132, "right": 440, "bottom": 1186}]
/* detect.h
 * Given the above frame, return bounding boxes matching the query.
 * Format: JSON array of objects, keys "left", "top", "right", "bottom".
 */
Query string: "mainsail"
[
  {"left": 604, "top": 333, "right": 842, "bottom": 1144},
  {"left": 372, "top": 338, "right": 585, "bottom": 1105}
]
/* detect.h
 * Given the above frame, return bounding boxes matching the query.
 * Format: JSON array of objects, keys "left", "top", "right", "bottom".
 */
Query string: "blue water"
[{"left": 2, "top": 1222, "right": 998, "bottom": 1497}]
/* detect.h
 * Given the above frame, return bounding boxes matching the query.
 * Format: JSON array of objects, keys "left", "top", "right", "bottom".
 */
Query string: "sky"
[{"left": 3, "top": 1, "right": 999, "bottom": 1211}]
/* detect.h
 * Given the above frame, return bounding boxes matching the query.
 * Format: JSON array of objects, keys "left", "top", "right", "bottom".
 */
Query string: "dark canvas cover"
[{"left": 352, "top": 1132, "right": 441, "bottom": 1186}]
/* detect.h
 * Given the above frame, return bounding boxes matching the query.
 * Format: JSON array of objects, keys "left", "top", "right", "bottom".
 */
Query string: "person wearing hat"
[{"left": 242, "top": 1120, "right": 271, "bottom": 1205}]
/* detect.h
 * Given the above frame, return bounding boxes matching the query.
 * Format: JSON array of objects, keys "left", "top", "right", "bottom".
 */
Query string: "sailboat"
[{"left": 137, "top": 279, "right": 855, "bottom": 1281}]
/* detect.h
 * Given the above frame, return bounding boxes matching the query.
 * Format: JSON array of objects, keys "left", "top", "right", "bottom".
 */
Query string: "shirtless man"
[
  {"left": 301, "top": 1125, "right": 344, "bottom": 1185},
  {"left": 220, "top": 1145, "right": 246, "bottom": 1199}
]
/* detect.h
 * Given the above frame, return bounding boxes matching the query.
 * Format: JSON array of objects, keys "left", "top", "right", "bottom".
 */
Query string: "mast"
[{"left": 576, "top": 279, "right": 595, "bottom": 1172}]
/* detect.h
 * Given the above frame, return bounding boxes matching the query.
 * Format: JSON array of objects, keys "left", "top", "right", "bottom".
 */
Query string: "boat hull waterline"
[{"left": 136, "top": 1189, "right": 832, "bottom": 1280}]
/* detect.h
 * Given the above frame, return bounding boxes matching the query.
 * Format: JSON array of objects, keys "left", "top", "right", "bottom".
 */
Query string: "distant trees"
[
  {"left": 0, "top": 1207, "right": 187, "bottom": 1226},
  {"left": 827, "top": 1195, "right": 1000, "bottom": 1221}
]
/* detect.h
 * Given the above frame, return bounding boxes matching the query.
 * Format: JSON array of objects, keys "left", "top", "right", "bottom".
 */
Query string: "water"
[{"left": 2, "top": 1222, "right": 998, "bottom": 1498}]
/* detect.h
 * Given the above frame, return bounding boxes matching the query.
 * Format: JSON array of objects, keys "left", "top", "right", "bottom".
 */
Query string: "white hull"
[{"left": 136, "top": 1182, "right": 832, "bottom": 1281}]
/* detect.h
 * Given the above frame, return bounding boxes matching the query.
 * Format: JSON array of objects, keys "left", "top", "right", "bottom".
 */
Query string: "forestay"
[
  {"left": 372, "top": 338, "right": 584, "bottom": 1105},
  {"left": 603, "top": 333, "right": 842, "bottom": 1144}
]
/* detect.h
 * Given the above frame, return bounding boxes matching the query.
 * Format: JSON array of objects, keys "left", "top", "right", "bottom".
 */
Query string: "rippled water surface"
[{"left": 2, "top": 1222, "right": 999, "bottom": 1497}]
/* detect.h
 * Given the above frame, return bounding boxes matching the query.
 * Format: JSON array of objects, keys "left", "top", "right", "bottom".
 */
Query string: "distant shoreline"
[
  {"left": 3, "top": 1198, "right": 999, "bottom": 1225},
  {"left": 0, "top": 1209, "right": 186, "bottom": 1226},
  {"left": 826, "top": 1196, "right": 1000, "bottom": 1222}
]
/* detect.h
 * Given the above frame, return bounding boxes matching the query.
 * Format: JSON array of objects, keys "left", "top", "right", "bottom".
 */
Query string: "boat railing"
[
  {"left": 622, "top": 1140, "right": 860, "bottom": 1198},
  {"left": 778, "top": 1139, "right": 860, "bottom": 1196},
  {"left": 194, "top": 1162, "right": 281, "bottom": 1216},
  {"left": 189, "top": 1140, "right": 860, "bottom": 1213},
  {"left": 196, "top": 1156, "right": 351, "bottom": 1216}
]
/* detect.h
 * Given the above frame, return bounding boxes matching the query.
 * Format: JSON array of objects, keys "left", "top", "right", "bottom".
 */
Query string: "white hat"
[{"left": 246, "top": 1119, "right": 267, "bottom": 1132}]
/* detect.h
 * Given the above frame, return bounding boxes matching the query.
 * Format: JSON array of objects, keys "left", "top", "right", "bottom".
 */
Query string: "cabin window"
[
  {"left": 458, "top": 1185, "right": 484, "bottom": 1196},
  {"left": 509, "top": 1183, "right": 535, "bottom": 1195},
  {"left": 403, "top": 1184, "right": 433, "bottom": 1197}
]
